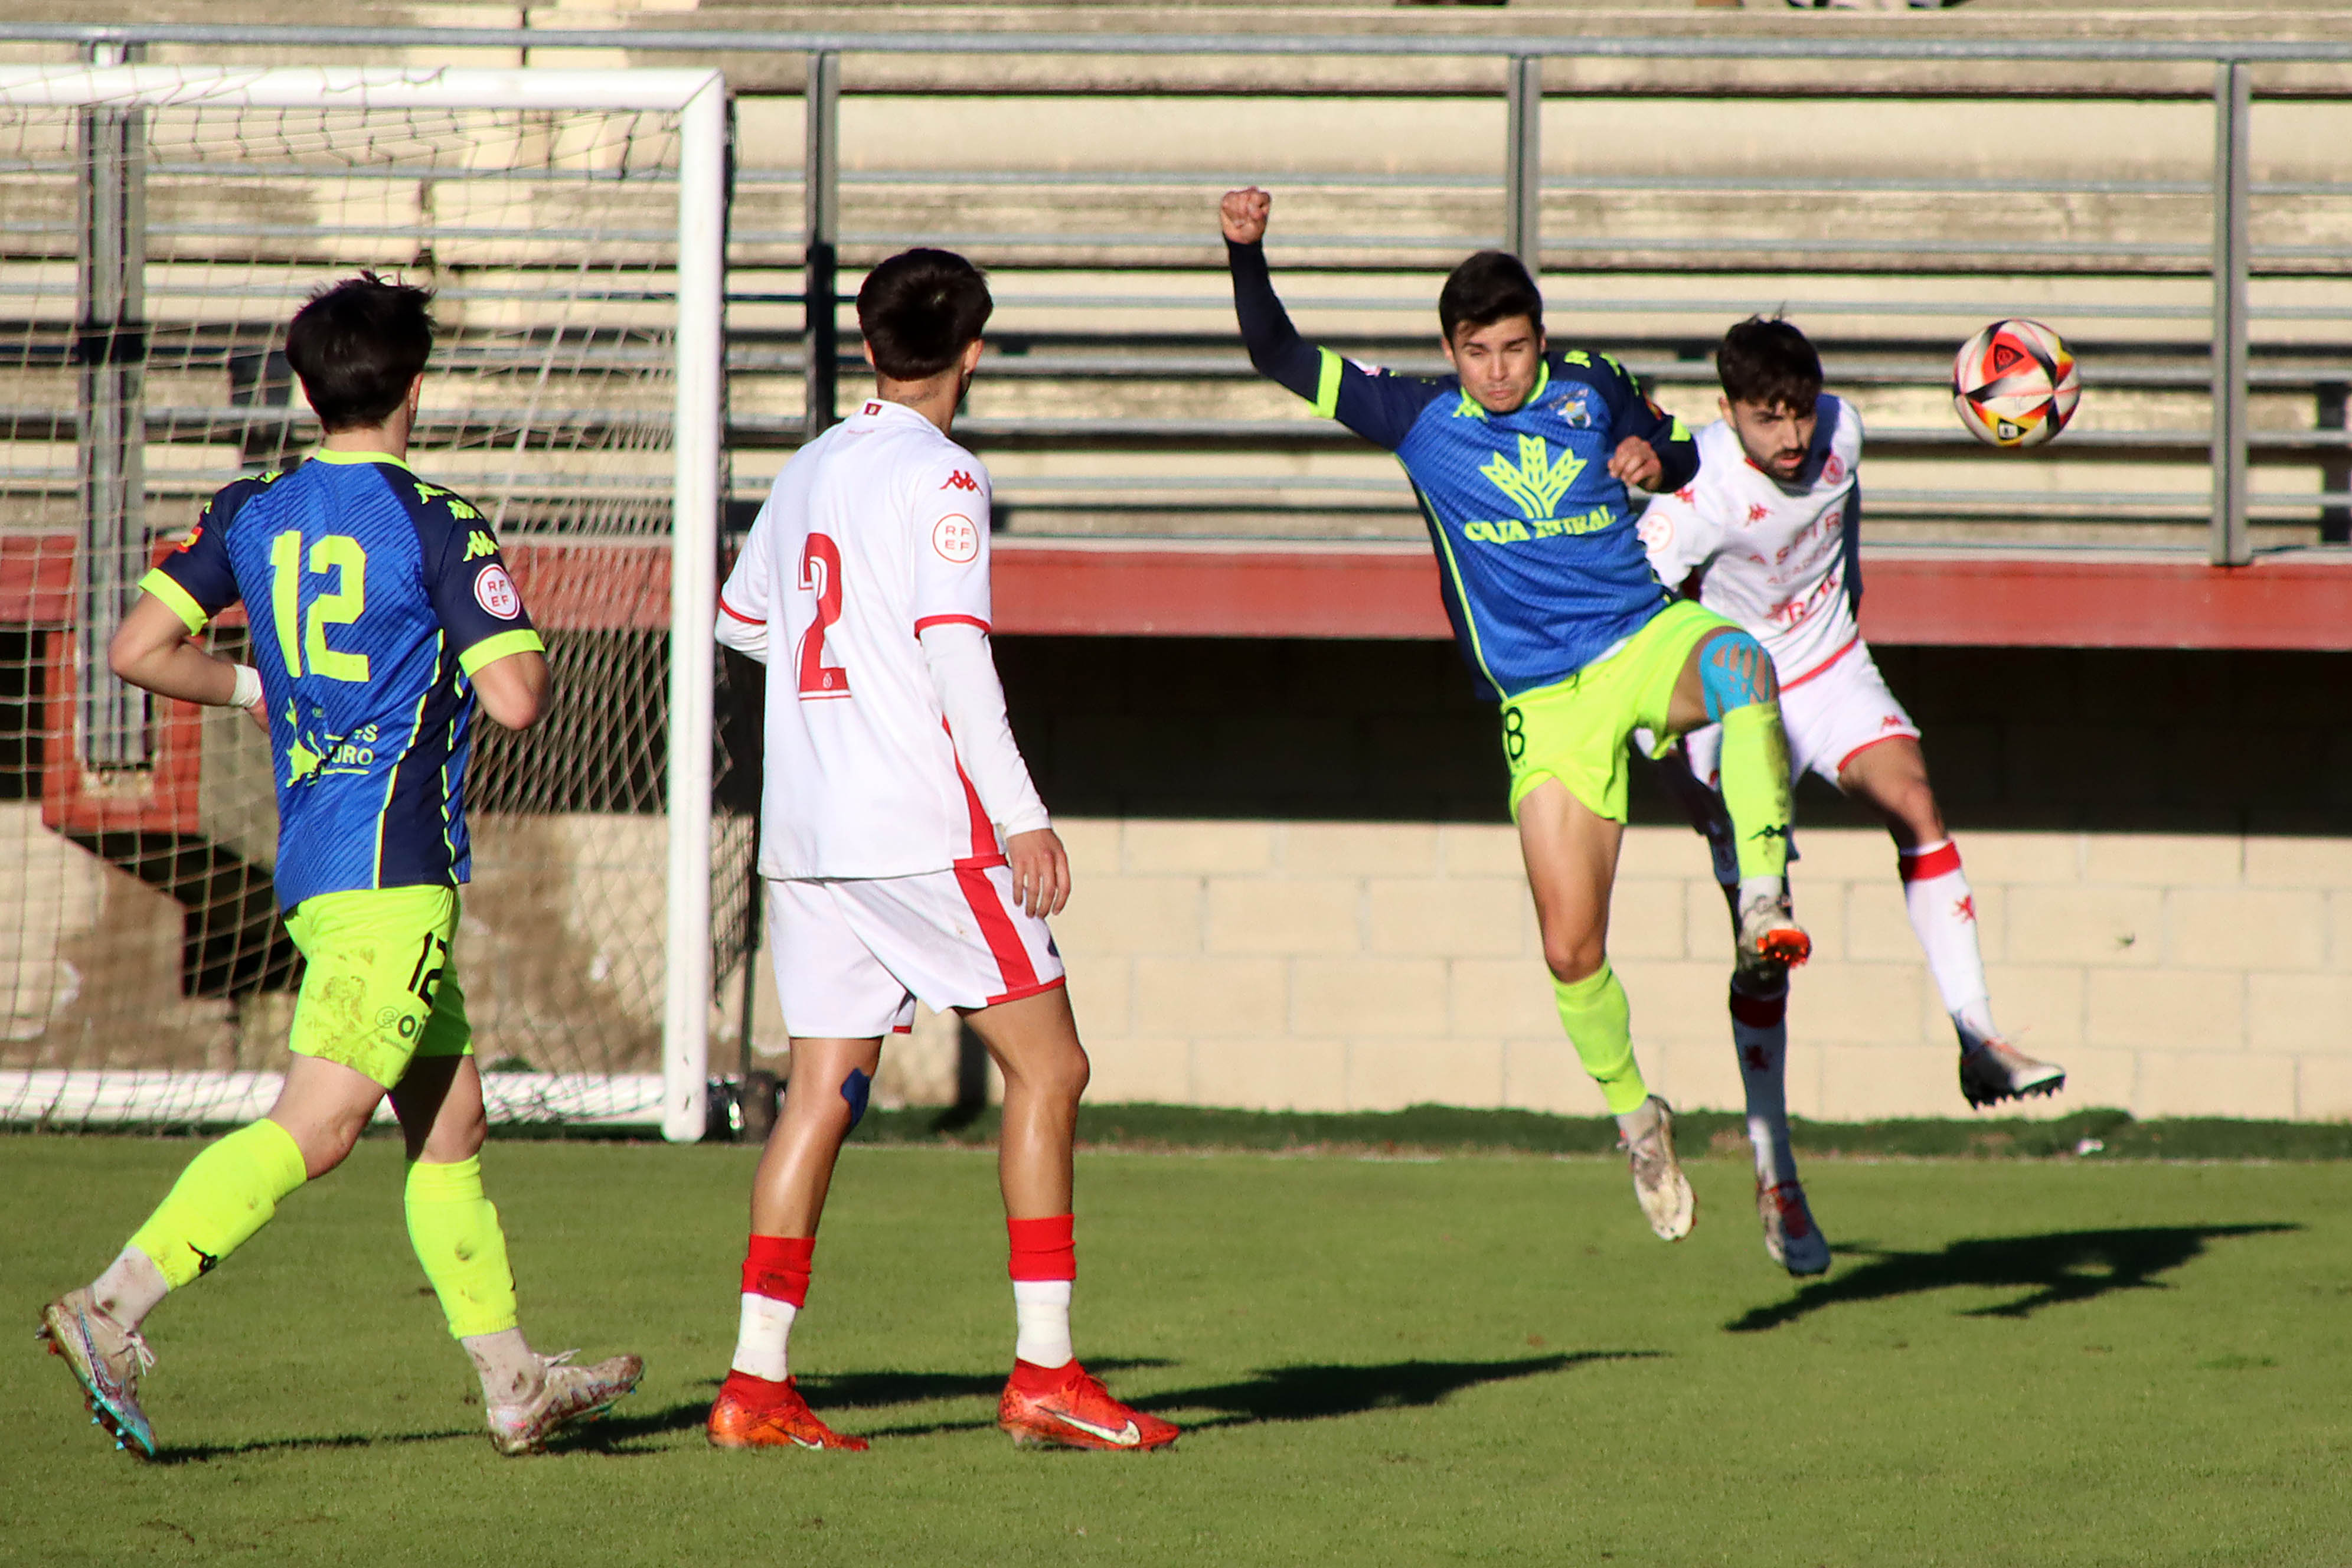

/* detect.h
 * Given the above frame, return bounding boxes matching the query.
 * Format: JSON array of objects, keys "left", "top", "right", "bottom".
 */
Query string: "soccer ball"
[{"left": 1952, "top": 319, "right": 2080, "bottom": 449}]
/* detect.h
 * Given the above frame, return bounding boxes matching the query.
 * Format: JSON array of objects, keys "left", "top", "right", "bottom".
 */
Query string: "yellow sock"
[
  {"left": 127, "top": 1119, "right": 308, "bottom": 1290},
  {"left": 1554, "top": 962, "right": 1649, "bottom": 1116},
  {"left": 405, "top": 1157, "right": 520, "bottom": 1339},
  {"left": 1717, "top": 703, "right": 1795, "bottom": 883}
]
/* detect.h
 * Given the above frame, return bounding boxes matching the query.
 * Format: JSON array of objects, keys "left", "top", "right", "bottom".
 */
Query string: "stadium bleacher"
[{"left": 4, "top": 1, "right": 2350, "bottom": 1125}]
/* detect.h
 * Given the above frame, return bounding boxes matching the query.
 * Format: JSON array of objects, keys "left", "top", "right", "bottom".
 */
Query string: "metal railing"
[{"left": 7, "top": 22, "right": 2352, "bottom": 564}]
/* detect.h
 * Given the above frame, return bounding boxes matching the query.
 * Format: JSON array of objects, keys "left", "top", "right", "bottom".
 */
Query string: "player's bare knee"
[{"left": 1542, "top": 937, "right": 1607, "bottom": 986}]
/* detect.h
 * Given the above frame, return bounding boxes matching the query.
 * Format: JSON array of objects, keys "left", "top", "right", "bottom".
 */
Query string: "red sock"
[
  {"left": 1007, "top": 1214, "right": 1075, "bottom": 1282},
  {"left": 741, "top": 1234, "right": 815, "bottom": 1307}
]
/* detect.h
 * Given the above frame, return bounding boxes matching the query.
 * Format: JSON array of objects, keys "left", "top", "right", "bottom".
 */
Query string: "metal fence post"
[
  {"left": 803, "top": 48, "right": 840, "bottom": 440},
  {"left": 2210, "top": 60, "right": 2252, "bottom": 567},
  {"left": 77, "top": 37, "right": 149, "bottom": 767},
  {"left": 1504, "top": 55, "right": 1541, "bottom": 281}
]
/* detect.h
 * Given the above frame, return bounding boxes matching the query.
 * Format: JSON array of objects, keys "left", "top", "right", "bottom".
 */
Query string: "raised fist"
[{"left": 1220, "top": 187, "right": 1271, "bottom": 246}]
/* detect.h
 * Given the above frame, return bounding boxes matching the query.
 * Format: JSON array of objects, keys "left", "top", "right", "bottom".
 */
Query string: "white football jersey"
[
  {"left": 720, "top": 397, "right": 1025, "bottom": 880},
  {"left": 1636, "top": 394, "right": 1865, "bottom": 686}
]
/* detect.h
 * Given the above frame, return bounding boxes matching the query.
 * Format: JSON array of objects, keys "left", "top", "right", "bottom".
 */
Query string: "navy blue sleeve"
[
  {"left": 141, "top": 479, "right": 258, "bottom": 631},
  {"left": 1573, "top": 350, "right": 1700, "bottom": 494},
  {"left": 401, "top": 478, "right": 544, "bottom": 677},
  {"left": 1228, "top": 239, "right": 1441, "bottom": 452},
  {"left": 1841, "top": 481, "right": 1864, "bottom": 613}
]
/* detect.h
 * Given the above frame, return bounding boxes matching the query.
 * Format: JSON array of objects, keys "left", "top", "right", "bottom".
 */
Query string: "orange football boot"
[
  {"left": 707, "top": 1371, "right": 869, "bottom": 1451},
  {"left": 998, "top": 1359, "right": 1178, "bottom": 1452}
]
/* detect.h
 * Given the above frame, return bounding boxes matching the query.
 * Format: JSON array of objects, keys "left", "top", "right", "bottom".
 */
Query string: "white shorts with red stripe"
[
  {"left": 1685, "top": 635, "right": 1920, "bottom": 790},
  {"left": 766, "top": 867, "right": 1066, "bottom": 1039}
]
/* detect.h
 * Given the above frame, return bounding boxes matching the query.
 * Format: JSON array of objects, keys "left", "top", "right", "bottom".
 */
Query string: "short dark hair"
[
  {"left": 1717, "top": 316, "right": 1822, "bottom": 415},
  {"left": 283, "top": 272, "right": 435, "bottom": 432},
  {"left": 1438, "top": 251, "right": 1544, "bottom": 342},
  {"left": 857, "top": 249, "right": 994, "bottom": 380}
]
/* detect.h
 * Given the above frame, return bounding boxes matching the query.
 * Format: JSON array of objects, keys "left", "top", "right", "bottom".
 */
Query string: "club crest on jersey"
[
  {"left": 932, "top": 513, "right": 980, "bottom": 564},
  {"left": 1550, "top": 390, "right": 1594, "bottom": 429},
  {"left": 473, "top": 563, "right": 521, "bottom": 619},
  {"left": 1824, "top": 454, "right": 1845, "bottom": 483},
  {"left": 940, "top": 470, "right": 981, "bottom": 493},
  {"left": 1480, "top": 434, "right": 1587, "bottom": 521}
]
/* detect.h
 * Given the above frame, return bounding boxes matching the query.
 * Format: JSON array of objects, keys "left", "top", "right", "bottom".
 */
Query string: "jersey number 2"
[{"left": 795, "top": 533, "right": 850, "bottom": 699}]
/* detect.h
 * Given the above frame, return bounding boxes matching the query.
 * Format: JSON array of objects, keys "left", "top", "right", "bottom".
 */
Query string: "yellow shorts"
[
  {"left": 1503, "top": 598, "right": 1736, "bottom": 823},
  {"left": 285, "top": 885, "right": 471, "bottom": 1089}
]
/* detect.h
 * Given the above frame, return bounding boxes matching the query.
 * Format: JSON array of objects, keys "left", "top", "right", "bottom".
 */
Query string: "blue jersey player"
[
  {"left": 38, "top": 275, "right": 640, "bottom": 1459},
  {"left": 1225, "top": 188, "right": 1811, "bottom": 1242}
]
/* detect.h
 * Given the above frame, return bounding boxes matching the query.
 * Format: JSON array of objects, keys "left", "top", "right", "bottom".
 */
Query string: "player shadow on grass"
[
  {"left": 1725, "top": 1224, "right": 2301, "bottom": 1334},
  {"left": 155, "top": 1426, "right": 478, "bottom": 1465},
  {"left": 1133, "top": 1351, "right": 1661, "bottom": 1431}
]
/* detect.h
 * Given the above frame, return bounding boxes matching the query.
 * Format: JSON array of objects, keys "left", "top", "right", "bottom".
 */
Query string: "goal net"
[{"left": 0, "top": 66, "right": 731, "bottom": 1140}]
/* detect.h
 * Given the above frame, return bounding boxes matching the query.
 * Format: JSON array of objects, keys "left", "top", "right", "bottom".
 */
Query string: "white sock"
[
  {"left": 1013, "top": 1279, "right": 1073, "bottom": 1369},
  {"left": 1899, "top": 839, "right": 1997, "bottom": 1048},
  {"left": 463, "top": 1327, "right": 541, "bottom": 1407},
  {"left": 90, "top": 1246, "right": 170, "bottom": 1334},
  {"left": 1614, "top": 1096, "right": 1662, "bottom": 1143},
  {"left": 1731, "top": 985, "right": 1796, "bottom": 1188},
  {"left": 731, "top": 1292, "right": 797, "bottom": 1383}
]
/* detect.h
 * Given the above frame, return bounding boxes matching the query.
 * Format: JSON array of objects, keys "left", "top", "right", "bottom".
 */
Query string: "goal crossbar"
[{"left": 2, "top": 64, "right": 727, "bottom": 1142}]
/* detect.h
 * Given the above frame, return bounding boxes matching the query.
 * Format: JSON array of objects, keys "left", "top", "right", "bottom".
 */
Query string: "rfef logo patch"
[
  {"left": 473, "top": 563, "right": 521, "bottom": 619},
  {"left": 932, "top": 514, "right": 980, "bottom": 564}
]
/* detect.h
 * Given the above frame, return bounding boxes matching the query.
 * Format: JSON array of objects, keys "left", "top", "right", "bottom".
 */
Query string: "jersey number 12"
[
  {"left": 795, "top": 533, "right": 850, "bottom": 700},
  {"left": 269, "top": 530, "right": 371, "bottom": 683}
]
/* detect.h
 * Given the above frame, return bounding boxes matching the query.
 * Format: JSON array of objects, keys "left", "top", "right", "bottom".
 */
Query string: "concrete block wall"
[{"left": 1019, "top": 819, "right": 2352, "bottom": 1122}]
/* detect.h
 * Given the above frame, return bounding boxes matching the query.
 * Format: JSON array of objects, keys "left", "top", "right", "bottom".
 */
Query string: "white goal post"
[{"left": 0, "top": 64, "right": 727, "bottom": 1142}]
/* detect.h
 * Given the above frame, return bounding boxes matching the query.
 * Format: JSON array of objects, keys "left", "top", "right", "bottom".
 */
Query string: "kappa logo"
[
  {"left": 1954, "top": 894, "right": 1977, "bottom": 924},
  {"left": 1480, "top": 434, "right": 1587, "bottom": 521},
  {"left": 1674, "top": 486, "right": 1696, "bottom": 503},
  {"left": 1746, "top": 503, "right": 1770, "bottom": 525},
  {"left": 1880, "top": 714, "right": 1906, "bottom": 730},
  {"left": 414, "top": 481, "right": 480, "bottom": 521},
  {"left": 940, "top": 470, "right": 981, "bottom": 493},
  {"left": 462, "top": 529, "right": 498, "bottom": 561}
]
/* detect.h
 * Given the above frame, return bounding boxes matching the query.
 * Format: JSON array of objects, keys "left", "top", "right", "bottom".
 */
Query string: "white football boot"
[
  {"left": 1622, "top": 1097, "right": 1696, "bottom": 1242},
  {"left": 485, "top": 1348, "right": 644, "bottom": 1455},
  {"left": 1959, "top": 1037, "right": 2066, "bottom": 1109},
  {"left": 1756, "top": 1180, "right": 1831, "bottom": 1277},
  {"left": 38, "top": 1288, "right": 157, "bottom": 1458}
]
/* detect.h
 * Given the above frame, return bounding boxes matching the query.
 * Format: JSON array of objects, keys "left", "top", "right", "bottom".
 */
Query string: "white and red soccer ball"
[{"left": 1953, "top": 318, "right": 2080, "bottom": 449}]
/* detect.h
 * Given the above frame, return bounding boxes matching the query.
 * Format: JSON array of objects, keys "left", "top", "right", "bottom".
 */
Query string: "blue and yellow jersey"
[
  {"left": 1229, "top": 240, "right": 1700, "bottom": 701},
  {"left": 141, "top": 450, "right": 543, "bottom": 910}
]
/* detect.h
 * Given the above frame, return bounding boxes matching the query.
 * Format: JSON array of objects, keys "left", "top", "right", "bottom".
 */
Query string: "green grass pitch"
[{"left": 7, "top": 1135, "right": 2349, "bottom": 1566}]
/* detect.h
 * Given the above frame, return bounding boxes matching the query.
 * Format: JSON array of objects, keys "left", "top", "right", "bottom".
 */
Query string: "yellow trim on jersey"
[
  {"left": 138, "top": 568, "right": 210, "bottom": 634},
  {"left": 1415, "top": 481, "right": 1504, "bottom": 701},
  {"left": 310, "top": 447, "right": 414, "bottom": 471},
  {"left": 458, "top": 628, "right": 543, "bottom": 678},
  {"left": 1527, "top": 360, "right": 1551, "bottom": 404},
  {"left": 1313, "top": 348, "right": 1344, "bottom": 419}
]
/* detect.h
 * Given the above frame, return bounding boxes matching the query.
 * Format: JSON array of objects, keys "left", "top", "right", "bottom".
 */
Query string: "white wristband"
[{"left": 228, "top": 663, "right": 264, "bottom": 711}]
